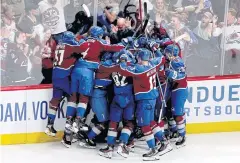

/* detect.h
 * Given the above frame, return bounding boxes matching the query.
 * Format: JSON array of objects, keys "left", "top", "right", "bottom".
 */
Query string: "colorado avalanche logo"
[{"left": 42, "top": 7, "right": 60, "bottom": 29}]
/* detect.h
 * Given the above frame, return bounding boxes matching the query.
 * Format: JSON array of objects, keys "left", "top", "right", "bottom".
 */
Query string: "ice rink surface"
[{"left": 1, "top": 132, "right": 240, "bottom": 163}]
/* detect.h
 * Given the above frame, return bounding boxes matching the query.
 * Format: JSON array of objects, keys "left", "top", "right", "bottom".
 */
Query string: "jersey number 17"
[{"left": 149, "top": 74, "right": 157, "bottom": 90}]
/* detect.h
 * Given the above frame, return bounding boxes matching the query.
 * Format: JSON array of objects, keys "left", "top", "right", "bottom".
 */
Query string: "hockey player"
[
  {"left": 99, "top": 50, "right": 135, "bottom": 159},
  {"left": 164, "top": 44, "right": 188, "bottom": 148},
  {"left": 116, "top": 49, "right": 168, "bottom": 161},
  {"left": 62, "top": 26, "right": 124, "bottom": 147},
  {"left": 147, "top": 40, "right": 174, "bottom": 140},
  {"left": 45, "top": 31, "right": 79, "bottom": 137},
  {"left": 77, "top": 52, "right": 118, "bottom": 148}
]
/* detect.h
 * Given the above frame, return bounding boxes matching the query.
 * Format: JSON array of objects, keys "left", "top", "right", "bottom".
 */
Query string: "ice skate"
[
  {"left": 142, "top": 147, "right": 160, "bottom": 161},
  {"left": 169, "top": 131, "right": 179, "bottom": 142},
  {"left": 117, "top": 143, "right": 130, "bottom": 158},
  {"left": 72, "top": 133, "right": 80, "bottom": 143},
  {"left": 78, "top": 131, "right": 96, "bottom": 149},
  {"left": 164, "top": 130, "right": 171, "bottom": 140},
  {"left": 61, "top": 132, "right": 72, "bottom": 148},
  {"left": 64, "top": 118, "right": 75, "bottom": 132},
  {"left": 157, "top": 140, "right": 173, "bottom": 156},
  {"left": 99, "top": 145, "right": 114, "bottom": 159},
  {"left": 72, "top": 121, "right": 79, "bottom": 133},
  {"left": 45, "top": 117, "right": 57, "bottom": 137},
  {"left": 127, "top": 139, "right": 135, "bottom": 152},
  {"left": 61, "top": 118, "right": 75, "bottom": 148},
  {"left": 45, "top": 125, "right": 57, "bottom": 137},
  {"left": 175, "top": 136, "right": 186, "bottom": 148},
  {"left": 74, "top": 118, "right": 89, "bottom": 132}
]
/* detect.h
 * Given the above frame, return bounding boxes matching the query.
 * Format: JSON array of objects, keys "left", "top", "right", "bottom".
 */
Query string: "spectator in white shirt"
[{"left": 38, "top": 0, "right": 69, "bottom": 43}]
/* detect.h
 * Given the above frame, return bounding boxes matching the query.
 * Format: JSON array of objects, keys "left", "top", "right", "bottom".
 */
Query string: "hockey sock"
[
  {"left": 168, "top": 117, "right": 178, "bottom": 133},
  {"left": 119, "top": 121, "right": 134, "bottom": 144},
  {"left": 107, "top": 121, "right": 118, "bottom": 145},
  {"left": 150, "top": 121, "right": 164, "bottom": 141},
  {"left": 142, "top": 126, "right": 155, "bottom": 149},
  {"left": 66, "top": 94, "right": 77, "bottom": 117},
  {"left": 76, "top": 94, "right": 89, "bottom": 118},
  {"left": 175, "top": 115, "right": 186, "bottom": 137},
  {"left": 163, "top": 119, "right": 170, "bottom": 137},
  {"left": 88, "top": 123, "right": 105, "bottom": 139},
  {"left": 48, "top": 99, "right": 60, "bottom": 125}
]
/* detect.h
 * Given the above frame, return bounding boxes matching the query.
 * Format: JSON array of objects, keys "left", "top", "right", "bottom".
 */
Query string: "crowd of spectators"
[{"left": 0, "top": 0, "right": 239, "bottom": 86}]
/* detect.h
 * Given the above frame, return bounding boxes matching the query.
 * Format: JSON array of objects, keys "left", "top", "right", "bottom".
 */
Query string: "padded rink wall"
[{"left": 0, "top": 76, "right": 240, "bottom": 145}]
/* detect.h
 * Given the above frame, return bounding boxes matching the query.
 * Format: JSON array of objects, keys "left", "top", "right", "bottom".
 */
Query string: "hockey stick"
[
  {"left": 143, "top": 2, "right": 148, "bottom": 21},
  {"left": 148, "top": 46, "right": 167, "bottom": 124},
  {"left": 139, "top": 3, "right": 168, "bottom": 123},
  {"left": 139, "top": 0, "right": 143, "bottom": 28},
  {"left": 157, "top": 41, "right": 177, "bottom": 123},
  {"left": 142, "top": 2, "right": 148, "bottom": 34},
  {"left": 82, "top": 4, "right": 91, "bottom": 18}
]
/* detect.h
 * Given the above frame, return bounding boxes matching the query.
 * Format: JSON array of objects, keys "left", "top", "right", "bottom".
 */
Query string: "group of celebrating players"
[{"left": 42, "top": 25, "right": 188, "bottom": 161}]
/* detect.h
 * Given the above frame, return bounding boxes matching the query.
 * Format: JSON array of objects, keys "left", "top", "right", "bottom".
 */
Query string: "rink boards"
[{"left": 0, "top": 77, "right": 240, "bottom": 145}]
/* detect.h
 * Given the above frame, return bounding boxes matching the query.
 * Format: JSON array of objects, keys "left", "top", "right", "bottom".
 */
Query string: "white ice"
[{"left": 1, "top": 132, "right": 240, "bottom": 163}]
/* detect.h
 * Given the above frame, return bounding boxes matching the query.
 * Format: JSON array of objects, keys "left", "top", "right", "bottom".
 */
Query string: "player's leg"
[
  {"left": 168, "top": 115, "right": 178, "bottom": 141},
  {"left": 79, "top": 88, "right": 109, "bottom": 148},
  {"left": 153, "top": 95, "right": 166, "bottom": 142},
  {"left": 60, "top": 77, "right": 78, "bottom": 147},
  {"left": 155, "top": 83, "right": 174, "bottom": 140},
  {"left": 66, "top": 73, "right": 78, "bottom": 132},
  {"left": 154, "top": 97, "right": 170, "bottom": 141},
  {"left": 171, "top": 88, "right": 188, "bottom": 148},
  {"left": 136, "top": 100, "right": 159, "bottom": 161},
  {"left": 88, "top": 88, "right": 109, "bottom": 138},
  {"left": 151, "top": 120, "right": 173, "bottom": 156},
  {"left": 76, "top": 68, "right": 94, "bottom": 120},
  {"left": 155, "top": 82, "right": 171, "bottom": 121},
  {"left": 161, "top": 98, "right": 177, "bottom": 141},
  {"left": 45, "top": 78, "right": 65, "bottom": 137},
  {"left": 150, "top": 98, "right": 173, "bottom": 156},
  {"left": 99, "top": 97, "right": 123, "bottom": 159},
  {"left": 117, "top": 94, "right": 135, "bottom": 158}
]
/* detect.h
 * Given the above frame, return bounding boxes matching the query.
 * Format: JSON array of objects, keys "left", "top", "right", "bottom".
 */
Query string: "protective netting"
[{"left": 0, "top": 0, "right": 239, "bottom": 87}]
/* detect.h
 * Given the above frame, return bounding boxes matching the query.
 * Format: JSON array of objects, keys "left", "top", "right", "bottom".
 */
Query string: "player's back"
[
  {"left": 52, "top": 42, "right": 79, "bottom": 79},
  {"left": 75, "top": 38, "right": 108, "bottom": 69},
  {"left": 74, "top": 37, "right": 124, "bottom": 70},
  {"left": 112, "top": 70, "right": 133, "bottom": 95},
  {"left": 119, "top": 62, "right": 159, "bottom": 101},
  {"left": 133, "top": 64, "right": 159, "bottom": 100}
]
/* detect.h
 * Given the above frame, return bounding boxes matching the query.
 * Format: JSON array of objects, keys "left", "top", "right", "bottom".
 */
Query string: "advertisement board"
[
  {"left": 0, "top": 77, "right": 240, "bottom": 145},
  {"left": 185, "top": 79, "right": 240, "bottom": 123}
]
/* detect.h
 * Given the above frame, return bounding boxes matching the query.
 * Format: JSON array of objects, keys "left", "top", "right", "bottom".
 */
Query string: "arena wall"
[{"left": 0, "top": 75, "right": 240, "bottom": 145}]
